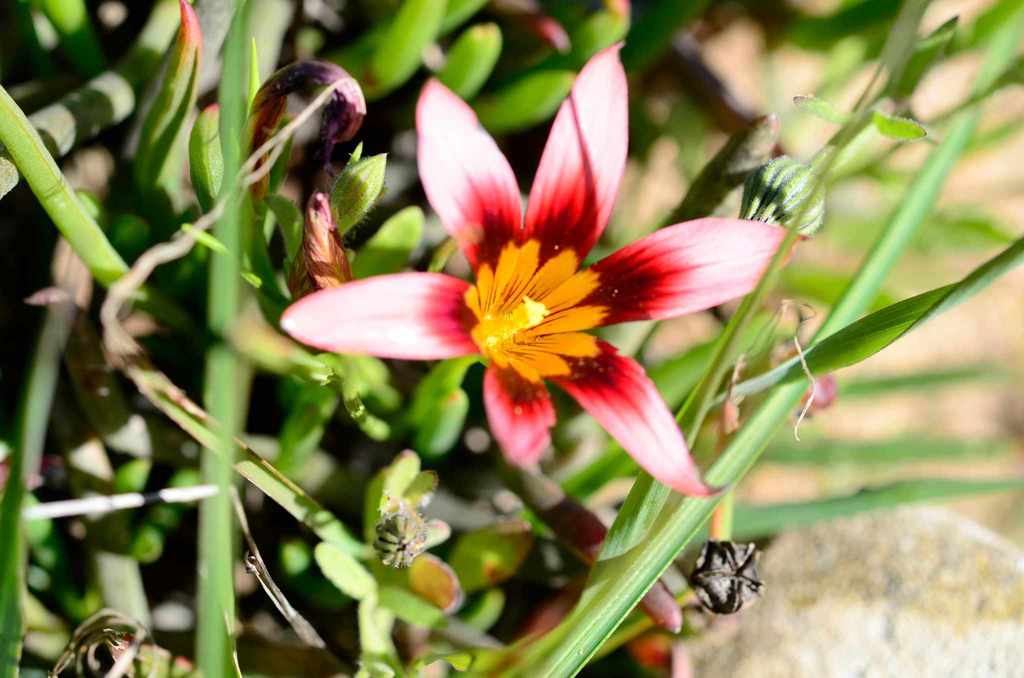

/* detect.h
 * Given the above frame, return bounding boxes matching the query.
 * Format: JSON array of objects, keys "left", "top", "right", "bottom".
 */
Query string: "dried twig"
[{"left": 231, "top": 489, "right": 327, "bottom": 649}]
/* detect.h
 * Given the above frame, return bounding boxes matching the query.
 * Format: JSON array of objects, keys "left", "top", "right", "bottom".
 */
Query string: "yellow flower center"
[{"left": 464, "top": 239, "right": 607, "bottom": 382}]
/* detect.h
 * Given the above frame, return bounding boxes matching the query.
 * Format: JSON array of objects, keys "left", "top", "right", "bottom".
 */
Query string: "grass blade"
[{"left": 732, "top": 478, "right": 1024, "bottom": 540}]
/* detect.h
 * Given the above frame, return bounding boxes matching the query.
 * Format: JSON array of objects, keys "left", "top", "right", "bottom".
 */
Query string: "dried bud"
[
  {"left": 800, "top": 373, "right": 838, "bottom": 415},
  {"left": 248, "top": 60, "right": 366, "bottom": 196},
  {"left": 374, "top": 499, "right": 428, "bottom": 568},
  {"left": 740, "top": 156, "right": 824, "bottom": 236},
  {"left": 329, "top": 152, "right": 387, "bottom": 237},
  {"left": 689, "top": 540, "right": 764, "bottom": 614},
  {"left": 289, "top": 192, "right": 352, "bottom": 298}
]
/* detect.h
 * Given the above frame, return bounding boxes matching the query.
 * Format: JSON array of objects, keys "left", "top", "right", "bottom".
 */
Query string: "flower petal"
[
  {"left": 584, "top": 217, "right": 787, "bottom": 326},
  {"left": 484, "top": 365, "right": 555, "bottom": 466},
  {"left": 417, "top": 79, "right": 523, "bottom": 269},
  {"left": 280, "top": 272, "right": 477, "bottom": 360},
  {"left": 524, "top": 44, "right": 627, "bottom": 262},
  {"left": 553, "top": 342, "right": 716, "bottom": 496}
]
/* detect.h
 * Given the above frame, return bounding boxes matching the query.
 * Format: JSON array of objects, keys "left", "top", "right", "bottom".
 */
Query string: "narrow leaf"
[
  {"left": 475, "top": 70, "right": 576, "bottom": 133},
  {"left": 872, "top": 109, "right": 928, "bottom": 140},
  {"left": 439, "top": 23, "right": 503, "bottom": 99},
  {"left": 794, "top": 94, "right": 849, "bottom": 124},
  {"left": 732, "top": 478, "right": 1024, "bottom": 540},
  {"left": 315, "top": 542, "right": 378, "bottom": 601},
  {"left": 369, "top": 0, "right": 447, "bottom": 98}
]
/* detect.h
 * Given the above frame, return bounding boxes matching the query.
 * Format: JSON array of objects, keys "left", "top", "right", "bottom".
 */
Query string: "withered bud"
[
  {"left": 248, "top": 60, "right": 366, "bottom": 196},
  {"left": 374, "top": 499, "right": 429, "bottom": 568},
  {"left": 288, "top": 192, "right": 352, "bottom": 299},
  {"left": 689, "top": 540, "right": 764, "bottom": 615}
]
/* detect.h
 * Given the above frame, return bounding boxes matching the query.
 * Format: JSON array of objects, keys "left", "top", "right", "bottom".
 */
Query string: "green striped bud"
[
  {"left": 740, "top": 156, "right": 825, "bottom": 236},
  {"left": 329, "top": 152, "right": 387, "bottom": 236},
  {"left": 374, "top": 499, "right": 428, "bottom": 568}
]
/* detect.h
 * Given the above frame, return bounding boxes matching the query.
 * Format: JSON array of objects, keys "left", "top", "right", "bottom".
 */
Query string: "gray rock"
[{"left": 689, "top": 507, "right": 1024, "bottom": 678}]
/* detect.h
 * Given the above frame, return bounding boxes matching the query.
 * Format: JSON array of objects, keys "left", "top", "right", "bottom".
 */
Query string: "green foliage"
[
  {"left": 2, "top": 0, "right": 1023, "bottom": 675},
  {"left": 439, "top": 23, "right": 503, "bottom": 99}
]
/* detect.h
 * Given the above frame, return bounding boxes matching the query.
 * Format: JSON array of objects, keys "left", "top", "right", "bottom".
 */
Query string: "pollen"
[{"left": 464, "top": 239, "right": 605, "bottom": 381}]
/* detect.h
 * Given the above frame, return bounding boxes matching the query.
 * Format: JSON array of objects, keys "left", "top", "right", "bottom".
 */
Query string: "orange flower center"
[{"left": 465, "top": 239, "right": 607, "bottom": 382}]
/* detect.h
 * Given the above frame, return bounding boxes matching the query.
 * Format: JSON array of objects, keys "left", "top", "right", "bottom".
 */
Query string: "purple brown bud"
[{"left": 248, "top": 60, "right": 366, "bottom": 197}]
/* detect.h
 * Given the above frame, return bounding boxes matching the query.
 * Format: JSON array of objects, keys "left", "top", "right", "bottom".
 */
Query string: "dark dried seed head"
[{"left": 689, "top": 540, "right": 764, "bottom": 615}]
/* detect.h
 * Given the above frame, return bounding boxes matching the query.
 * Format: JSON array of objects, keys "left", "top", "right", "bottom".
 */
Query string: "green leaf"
[
  {"left": 352, "top": 206, "right": 424, "bottom": 278},
  {"left": 764, "top": 435, "right": 1011, "bottom": 466},
  {"left": 871, "top": 110, "right": 928, "bottom": 139},
  {"left": 439, "top": 23, "right": 503, "bottom": 99},
  {"left": 621, "top": 0, "right": 711, "bottom": 71},
  {"left": 407, "top": 356, "right": 476, "bottom": 458},
  {"left": 266, "top": 194, "right": 303, "bottom": 263},
  {"left": 732, "top": 478, "right": 1024, "bottom": 540},
  {"left": 449, "top": 521, "right": 533, "bottom": 593},
  {"left": 369, "top": 0, "right": 447, "bottom": 98},
  {"left": 734, "top": 236, "right": 1024, "bottom": 400},
  {"left": 315, "top": 542, "right": 378, "bottom": 601},
  {"left": 378, "top": 586, "right": 447, "bottom": 628},
  {"left": 189, "top": 105, "right": 224, "bottom": 212},
  {"left": 414, "top": 388, "right": 469, "bottom": 459},
  {"left": 891, "top": 16, "right": 958, "bottom": 98},
  {"left": 459, "top": 588, "right": 505, "bottom": 631},
  {"left": 135, "top": 0, "right": 202, "bottom": 194},
  {"left": 839, "top": 365, "right": 1005, "bottom": 398},
  {"left": 787, "top": 0, "right": 900, "bottom": 52},
  {"left": 475, "top": 70, "right": 576, "bottom": 133},
  {"left": 781, "top": 266, "right": 895, "bottom": 311},
  {"left": 794, "top": 95, "right": 849, "bottom": 124}
]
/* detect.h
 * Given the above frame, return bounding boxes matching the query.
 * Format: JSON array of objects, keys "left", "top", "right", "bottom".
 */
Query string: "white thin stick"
[
  {"left": 23, "top": 484, "right": 218, "bottom": 521},
  {"left": 101, "top": 79, "right": 348, "bottom": 357}
]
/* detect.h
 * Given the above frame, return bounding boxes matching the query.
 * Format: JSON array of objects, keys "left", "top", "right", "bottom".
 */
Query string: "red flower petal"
[
  {"left": 280, "top": 272, "right": 478, "bottom": 360},
  {"left": 524, "top": 44, "right": 627, "bottom": 262},
  {"left": 586, "top": 217, "right": 787, "bottom": 326},
  {"left": 417, "top": 79, "right": 523, "bottom": 269},
  {"left": 484, "top": 366, "right": 556, "bottom": 466},
  {"left": 554, "top": 342, "right": 716, "bottom": 496}
]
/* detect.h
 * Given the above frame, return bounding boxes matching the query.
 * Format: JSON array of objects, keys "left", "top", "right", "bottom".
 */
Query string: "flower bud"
[
  {"left": 329, "top": 152, "right": 387, "bottom": 236},
  {"left": 373, "top": 498, "right": 429, "bottom": 568},
  {"left": 288, "top": 192, "right": 352, "bottom": 299},
  {"left": 740, "top": 156, "right": 824, "bottom": 236},
  {"left": 689, "top": 540, "right": 764, "bottom": 615},
  {"left": 248, "top": 60, "right": 366, "bottom": 196}
]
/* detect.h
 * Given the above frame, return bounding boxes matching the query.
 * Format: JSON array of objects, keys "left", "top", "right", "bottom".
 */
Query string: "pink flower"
[{"left": 281, "top": 45, "right": 786, "bottom": 495}]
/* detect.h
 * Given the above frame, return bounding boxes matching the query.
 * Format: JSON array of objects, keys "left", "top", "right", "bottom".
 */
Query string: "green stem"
[
  {"left": 0, "top": 247, "right": 79, "bottom": 678},
  {"left": 0, "top": 85, "right": 128, "bottom": 285}
]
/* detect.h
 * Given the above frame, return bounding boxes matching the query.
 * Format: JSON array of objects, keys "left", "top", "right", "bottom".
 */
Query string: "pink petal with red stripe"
[
  {"left": 554, "top": 342, "right": 716, "bottom": 496},
  {"left": 525, "top": 44, "right": 628, "bottom": 261},
  {"left": 416, "top": 79, "right": 523, "bottom": 269},
  {"left": 587, "top": 217, "right": 787, "bottom": 325},
  {"left": 280, "top": 272, "right": 478, "bottom": 360},
  {"left": 484, "top": 366, "right": 556, "bottom": 466}
]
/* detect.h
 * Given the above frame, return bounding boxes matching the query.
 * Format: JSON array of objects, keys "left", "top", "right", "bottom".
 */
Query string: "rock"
[{"left": 688, "top": 507, "right": 1024, "bottom": 678}]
